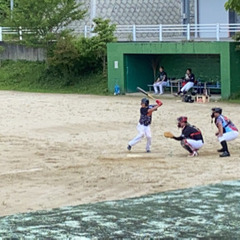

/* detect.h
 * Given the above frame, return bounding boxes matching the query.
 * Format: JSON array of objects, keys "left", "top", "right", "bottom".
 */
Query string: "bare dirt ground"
[{"left": 0, "top": 91, "right": 240, "bottom": 217}]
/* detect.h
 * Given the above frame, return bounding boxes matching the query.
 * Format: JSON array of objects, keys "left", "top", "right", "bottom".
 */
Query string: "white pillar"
[
  {"left": 187, "top": 23, "right": 190, "bottom": 40},
  {"left": 132, "top": 25, "right": 136, "bottom": 41},
  {"left": 194, "top": 0, "right": 198, "bottom": 38},
  {"left": 0, "top": 27, "right": 2, "bottom": 41},
  {"left": 159, "top": 24, "right": 162, "bottom": 41},
  {"left": 19, "top": 26, "right": 22, "bottom": 41},
  {"left": 90, "top": 0, "right": 96, "bottom": 36},
  {"left": 84, "top": 25, "right": 88, "bottom": 38},
  {"left": 10, "top": 0, "right": 14, "bottom": 19},
  {"left": 216, "top": 23, "right": 220, "bottom": 41}
]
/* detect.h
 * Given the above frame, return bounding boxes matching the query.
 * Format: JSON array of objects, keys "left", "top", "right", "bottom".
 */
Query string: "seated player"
[
  {"left": 175, "top": 68, "right": 195, "bottom": 96},
  {"left": 153, "top": 66, "right": 168, "bottom": 95}
]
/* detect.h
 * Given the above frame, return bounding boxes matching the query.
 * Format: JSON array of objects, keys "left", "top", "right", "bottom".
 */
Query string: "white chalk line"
[{"left": 0, "top": 168, "right": 43, "bottom": 176}]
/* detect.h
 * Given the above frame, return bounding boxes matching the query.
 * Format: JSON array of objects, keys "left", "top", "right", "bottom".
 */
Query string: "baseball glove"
[{"left": 164, "top": 131, "right": 174, "bottom": 138}]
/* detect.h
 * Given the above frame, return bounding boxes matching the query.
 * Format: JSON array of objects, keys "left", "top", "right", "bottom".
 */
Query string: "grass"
[{"left": 0, "top": 60, "right": 109, "bottom": 95}]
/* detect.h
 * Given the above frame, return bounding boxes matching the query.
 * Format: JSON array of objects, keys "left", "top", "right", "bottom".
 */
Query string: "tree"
[
  {"left": 224, "top": 0, "right": 240, "bottom": 12},
  {"left": 225, "top": 0, "right": 240, "bottom": 49},
  {"left": 0, "top": 0, "right": 9, "bottom": 23},
  {"left": 91, "top": 18, "right": 117, "bottom": 75},
  {"left": 2, "top": 0, "right": 86, "bottom": 44}
]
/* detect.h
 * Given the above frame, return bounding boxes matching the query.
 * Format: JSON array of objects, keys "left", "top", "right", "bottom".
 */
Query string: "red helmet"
[{"left": 177, "top": 116, "right": 188, "bottom": 123}]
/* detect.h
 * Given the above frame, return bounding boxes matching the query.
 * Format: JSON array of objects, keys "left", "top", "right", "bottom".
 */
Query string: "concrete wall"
[{"left": 0, "top": 43, "right": 45, "bottom": 61}]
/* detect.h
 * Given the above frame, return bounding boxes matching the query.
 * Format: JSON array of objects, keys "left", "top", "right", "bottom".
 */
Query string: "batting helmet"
[
  {"left": 141, "top": 98, "right": 149, "bottom": 106},
  {"left": 212, "top": 107, "right": 222, "bottom": 114},
  {"left": 177, "top": 116, "right": 188, "bottom": 123}
]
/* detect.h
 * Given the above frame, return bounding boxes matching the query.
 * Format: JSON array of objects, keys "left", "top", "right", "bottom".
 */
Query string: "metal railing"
[
  {"left": 1, "top": 23, "right": 240, "bottom": 42},
  {"left": 0, "top": 27, "right": 23, "bottom": 41},
  {"left": 113, "top": 23, "right": 240, "bottom": 42}
]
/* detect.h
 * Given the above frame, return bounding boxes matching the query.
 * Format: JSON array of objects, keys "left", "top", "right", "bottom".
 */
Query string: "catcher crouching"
[{"left": 164, "top": 116, "right": 204, "bottom": 157}]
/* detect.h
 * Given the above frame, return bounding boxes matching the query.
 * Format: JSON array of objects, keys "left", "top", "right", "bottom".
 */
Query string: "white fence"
[
  {"left": 112, "top": 23, "right": 240, "bottom": 42},
  {"left": 1, "top": 23, "right": 240, "bottom": 42},
  {"left": 0, "top": 27, "right": 23, "bottom": 41}
]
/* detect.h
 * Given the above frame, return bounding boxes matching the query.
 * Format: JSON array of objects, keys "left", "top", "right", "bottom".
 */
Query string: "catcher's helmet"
[
  {"left": 212, "top": 107, "right": 222, "bottom": 114},
  {"left": 141, "top": 98, "right": 149, "bottom": 106},
  {"left": 177, "top": 116, "right": 188, "bottom": 123}
]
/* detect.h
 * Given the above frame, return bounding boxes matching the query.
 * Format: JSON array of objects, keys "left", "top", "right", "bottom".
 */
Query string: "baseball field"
[{"left": 0, "top": 91, "right": 240, "bottom": 217}]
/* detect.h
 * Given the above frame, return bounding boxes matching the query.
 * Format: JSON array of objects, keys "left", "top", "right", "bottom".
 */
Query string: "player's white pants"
[
  {"left": 153, "top": 81, "right": 168, "bottom": 94},
  {"left": 218, "top": 131, "right": 239, "bottom": 142},
  {"left": 180, "top": 82, "right": 194, "bottom": 93},
  {"left": 129, "top": 123, "right": 151, "bottom": 151},
  {"left": 182, "top": 139, "right": 204, "bottom": 152}
]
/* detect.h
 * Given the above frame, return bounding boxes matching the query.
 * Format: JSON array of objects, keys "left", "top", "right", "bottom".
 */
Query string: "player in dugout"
[{"left": 174, "top": 68, "right": 195, "bottom": 96}]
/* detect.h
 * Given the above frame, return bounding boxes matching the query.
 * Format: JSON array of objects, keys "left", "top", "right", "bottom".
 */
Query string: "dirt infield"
[{"left": 0, "top": 91, "right": 239, "bottom": 217}]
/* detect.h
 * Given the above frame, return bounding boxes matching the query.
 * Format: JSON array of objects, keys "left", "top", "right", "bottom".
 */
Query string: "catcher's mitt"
[{"left": 164, "top": 131, "right": 174, "bottom": 138}]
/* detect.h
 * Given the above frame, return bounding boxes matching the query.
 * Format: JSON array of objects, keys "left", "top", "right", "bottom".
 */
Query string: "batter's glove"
[
  {"left": 156, "top": 99, "right": 162, "bottom": 106},
  {"left": 164, "top": 131, "right": 174, "bottom": 138}
]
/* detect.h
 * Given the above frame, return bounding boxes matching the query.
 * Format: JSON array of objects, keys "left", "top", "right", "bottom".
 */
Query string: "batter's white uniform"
[{"left": 128, "top": 123, "right": 151, "bottom": 152}]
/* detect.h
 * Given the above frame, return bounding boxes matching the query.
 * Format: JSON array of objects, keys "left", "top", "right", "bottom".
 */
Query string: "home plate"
[{"left": 127, "top": 154, "right": 143, "bottom": 158}]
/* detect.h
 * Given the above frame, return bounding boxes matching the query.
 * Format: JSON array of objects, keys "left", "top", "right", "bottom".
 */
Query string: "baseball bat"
[{"left": 137, "top": 87, "right": 156, "bottom": 100}]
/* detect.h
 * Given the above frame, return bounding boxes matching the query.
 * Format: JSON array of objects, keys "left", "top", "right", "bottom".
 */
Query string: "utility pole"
[
  {"left": 181, "top": 0, "right": 190, "bottom": 24},
  {"left": 10, "top": 0, "right": 14, "bottom": 19},
  {"left": 90, "top": 0, "right": 96, "bottom": 36}
]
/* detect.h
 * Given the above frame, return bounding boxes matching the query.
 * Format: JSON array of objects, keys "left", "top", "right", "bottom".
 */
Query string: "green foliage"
[
  {"left": 225, "top": 0, "right": 240, "bottom": 12},
  {"left": 0, "top": 45, "right": 4, "bottom": 53},
  {"left": 46, "top": 17, "right": 116, "bottom": 82},
  {"left": 0, "top": 60, "right": 45, "bottom": 89},
  {"left": 91, "top": 18, "right": 117, "bottom": 74},
  {"left": 2, "top": 0, "right": 86, "bottom": 45},
  {"left": 0, "top": 0, "right": 9, "bottom": 24},
  {"left": 0, "top": 60, "right": 108, "bottom": 94},
  {"left": 47, "top": 33, "right": 80, "bottom": 85},
  {"left": 46, "top": 33, "right": 102, "bottom": 86}
]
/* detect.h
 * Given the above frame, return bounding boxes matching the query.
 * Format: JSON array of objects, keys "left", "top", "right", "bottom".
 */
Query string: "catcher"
[
  {"left": 164, "top": 116, "right": 204, "bottom": 157},
  {"left": 127, "top": 98, "right": 162, "bottom": 153}
]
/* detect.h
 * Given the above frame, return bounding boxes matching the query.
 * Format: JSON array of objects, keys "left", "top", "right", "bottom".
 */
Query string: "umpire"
[{"left": 211, "top": 107, "right": 239, "bottom": 157}]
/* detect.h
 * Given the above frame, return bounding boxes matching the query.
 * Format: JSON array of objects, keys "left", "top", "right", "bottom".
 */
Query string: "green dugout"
[{"left": 107, "top": 42, "right": 240, "bottom": 99}]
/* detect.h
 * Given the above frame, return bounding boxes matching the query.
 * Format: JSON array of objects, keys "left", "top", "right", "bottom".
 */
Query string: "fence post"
[
  {"left": 84, "top": 25, "right": 88, "bottom": 38},
  {"left": 159, "top": 24, "right": 162, "bottom": 41},
  {"left": 19, "top": 26, "right": 23, "bottom": 41},
  {"left": 132, "top": 25, "right": 136, "bottom": 41},
  {"left": 216, "top": 23, "right": 220, "bottom": 41},
  {"left": 187, "top": 23, "right": 190, "bottom": 40},
  {"left": 0, "top": 27, "right": 2, "bottom": 41}
]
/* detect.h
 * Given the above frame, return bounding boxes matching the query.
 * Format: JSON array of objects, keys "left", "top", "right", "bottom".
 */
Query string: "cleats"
[
  {"left": 146, "top": 150, "right": 151, "bottom": 153},
  {"left": 188, "top": 151, "right": 198, "bottom": 157},
  {"left": 219, "top": 151, "right": 230, "bottom": 157},
  {"left": 127, "top": 145, "right": 131, "bottom": 151}
]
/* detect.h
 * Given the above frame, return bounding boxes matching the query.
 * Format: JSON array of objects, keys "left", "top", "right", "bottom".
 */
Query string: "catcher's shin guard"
[{"left": 181, "top": 139, "right": 193, "bottom": 153}]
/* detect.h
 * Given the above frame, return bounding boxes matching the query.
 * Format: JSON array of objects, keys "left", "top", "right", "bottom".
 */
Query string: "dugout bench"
[{"left": 147, "top": 79, "right": 221, "bottom": 95}]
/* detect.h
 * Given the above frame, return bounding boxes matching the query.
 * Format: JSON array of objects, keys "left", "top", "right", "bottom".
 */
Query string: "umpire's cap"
[
  {"left": 141, "top": 98, "right": 149, "bottom": 106},
  {"left": 212, "top": 107, "right": 222, "bottom": 114}
]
